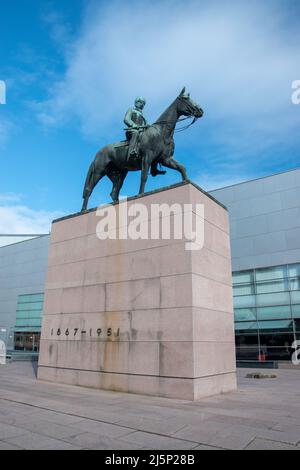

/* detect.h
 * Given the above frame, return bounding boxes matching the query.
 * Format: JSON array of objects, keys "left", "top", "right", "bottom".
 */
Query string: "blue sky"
[{"left": 0, "top": 0, "right": 300, "bottom": 241}]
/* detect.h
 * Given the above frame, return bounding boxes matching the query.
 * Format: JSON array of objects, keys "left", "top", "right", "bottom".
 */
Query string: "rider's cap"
[{"left": 135, "top": 96, "right": 146, "bottom": 106}]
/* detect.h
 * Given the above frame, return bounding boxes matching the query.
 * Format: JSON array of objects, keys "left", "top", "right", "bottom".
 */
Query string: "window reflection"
[
  {"left": 256, "top": 305, "right": 291, "bottom": 321},
  {"left": 255, "top": 265, "right": 287, "bottom": 282},
  {"left": 234, "top": 263, "right": 300, "bottom": 363},
  {"left": 234, "top": 308, "right": 256, "bottom": 322},
  {"left": 14, "top": 293, "right": 44, "bottom": 353}
]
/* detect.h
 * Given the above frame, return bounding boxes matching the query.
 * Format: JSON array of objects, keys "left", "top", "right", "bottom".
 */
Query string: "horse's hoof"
[{"left": 110, "top": 194, "right": 119, "bottom": 204}]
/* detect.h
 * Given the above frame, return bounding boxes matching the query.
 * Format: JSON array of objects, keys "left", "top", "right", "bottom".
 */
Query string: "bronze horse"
[{"left": 81, "top": 88, "right": 203, "bottom": 211}]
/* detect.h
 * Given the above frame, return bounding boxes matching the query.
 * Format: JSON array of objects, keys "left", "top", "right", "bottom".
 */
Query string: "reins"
[
  {"left": 124, "top": 116, "right": 198, "bottom": 133},
  {"left": 173, "top": 116, "right": 198, "bottom": 132}
]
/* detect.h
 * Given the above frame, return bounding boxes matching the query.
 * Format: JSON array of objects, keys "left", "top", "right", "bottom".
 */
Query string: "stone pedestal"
[{"left": 38, "top": 182, "right": 237, "bottom": 400}]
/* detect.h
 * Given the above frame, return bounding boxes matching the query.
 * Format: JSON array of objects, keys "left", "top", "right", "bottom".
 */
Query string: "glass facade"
[
  {"left": 234, "top": 263, "right": 300, "bottom": 362},
  {"left": 14, "top": 293, "right": 44, "bottom": 352}
]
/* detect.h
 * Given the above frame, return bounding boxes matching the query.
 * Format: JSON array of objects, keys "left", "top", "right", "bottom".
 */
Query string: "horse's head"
[{"left": 176, "top": 87, "right": 204, "bottom": 119}]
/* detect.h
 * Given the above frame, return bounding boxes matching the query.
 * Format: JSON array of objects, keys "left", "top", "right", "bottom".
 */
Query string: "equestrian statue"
[{"left": 81, "top": 87, "right": 203, "bottom": 211}]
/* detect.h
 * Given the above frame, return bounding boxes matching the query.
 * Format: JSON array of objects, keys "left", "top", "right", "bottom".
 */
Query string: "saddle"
[
  {"left": 113, "top": 140, "right": 129, "bottom": 149},
  {"left": 113, "top": 140, "right": 141, "bottom": 164},
  {"left": 112, "top": 140, "right": 166, "bottom": 176}
]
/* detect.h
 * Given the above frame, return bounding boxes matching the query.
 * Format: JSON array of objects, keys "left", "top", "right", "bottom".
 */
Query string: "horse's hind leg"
[
  {"left": 81, "top": 158, "right": 107, "bottom": 211},
  {"left": 81, "top": 151, "right": 111, "bottom": 211},
  {"left": 161, "top": 157, "right": 188, "bottom": 181},
  {"left": 81, "top": 170, "right": 105, "bottom": 211}
]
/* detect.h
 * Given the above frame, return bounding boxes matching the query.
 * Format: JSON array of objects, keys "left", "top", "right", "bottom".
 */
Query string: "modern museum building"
[{"left": 1, "top": 167, "right": 300, "bottom": 366}]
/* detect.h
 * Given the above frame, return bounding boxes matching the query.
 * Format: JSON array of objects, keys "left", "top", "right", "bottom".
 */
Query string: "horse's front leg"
[
  {"left": 161, "top": 157, "right": 188, "bottom": 181},
  {"left": 139, "top": 156, "right": 151, "bottom": 195}
]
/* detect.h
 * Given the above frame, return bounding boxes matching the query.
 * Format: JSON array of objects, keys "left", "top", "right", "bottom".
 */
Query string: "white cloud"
[
  {"left": 196, "top": 171, "right": 254, "bottom": 192},
  {"left": 38, "top": 1, "right": 300, "bottom": 131},
  {"left": 36, "top": 0, "right": 300, "bottom": 187},
  {"left": 0, "top": 193, "right": 23, "bottom": 204},
  {"left": 41, "top": 9, "right": 74, "bottom": 53},
  {"left": 0, "top": 194, "right": 63, "bottom": 247}
]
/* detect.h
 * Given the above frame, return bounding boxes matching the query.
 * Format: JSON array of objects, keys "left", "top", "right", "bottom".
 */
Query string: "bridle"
[
  {"left": 124, "top": 98, "right": 201, "bottom": 133},
  {"left": 173, "top": 116, "right": 198, "bottom": 133},
  {"left": 127, "top": 115, "right": 199, "bottom": 133}
]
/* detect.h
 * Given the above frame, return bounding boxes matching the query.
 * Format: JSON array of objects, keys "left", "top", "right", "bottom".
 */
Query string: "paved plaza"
[{"left": 0, "top": 363, "right": 299, "bottom": 450}]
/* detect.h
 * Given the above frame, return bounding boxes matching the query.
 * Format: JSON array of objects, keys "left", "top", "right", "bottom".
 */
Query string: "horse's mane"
[{"left": 154, "top": 98, "right": 178, "bottom": 124}]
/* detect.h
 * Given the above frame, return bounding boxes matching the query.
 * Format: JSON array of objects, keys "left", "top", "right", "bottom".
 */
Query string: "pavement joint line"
[
  {"left": 255, "top": 436, "right": 299, "bottom": 448},
  {"left": 169, "top": 424, "right": 190, "bottom": 437},
  {"left": 55, "top": 432, "right": 203, "bottom": 451},
  {"left": 0, "top": 396, "right": 206, "bottom": 448},
  {"left": 243, "top": 436, "right": 258, "bottom": 450}
]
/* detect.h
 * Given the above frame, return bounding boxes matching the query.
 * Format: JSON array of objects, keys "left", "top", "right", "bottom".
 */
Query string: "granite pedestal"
[{"left": 38, "top": 182, "right": 237, "bottom": 400}]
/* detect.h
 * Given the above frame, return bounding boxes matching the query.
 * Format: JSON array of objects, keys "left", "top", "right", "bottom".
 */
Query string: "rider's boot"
[{"left": 151, "top": 163, "right": 167, "bottom": 177}]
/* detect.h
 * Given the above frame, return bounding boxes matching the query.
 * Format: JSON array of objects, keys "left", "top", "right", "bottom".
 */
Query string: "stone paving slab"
[
  {"left": 173, "top": 423, "right": 256, "bottom": 450},
  {"left": 0, "top": 440, "right": 22, "bottom": 450},
  {"left": 62, "top": 432, "right": 144, "bottom": 450},
  {"left": 245, "top": 438, "right": 300, "bottom": 451},
  {"left": 0, "top": 423, "right": 28, "bottom": 440},
  {"left": 67, "top": 419, "right": 136, "bottom": 439},
  {"left": 0, "top": 363, "right": 299, "bottom": 450},
  {"left": 14, "top": 418, "right": 84, "bottom": 440},
  {"left": 120, "top": 431, "right": 198, "bottom": 450},
  {"left": 115, "top": 416, "right": 188, "bottom": 435},
  {"left": 4, "top": 432, "right": 82, "bottom": 450}
]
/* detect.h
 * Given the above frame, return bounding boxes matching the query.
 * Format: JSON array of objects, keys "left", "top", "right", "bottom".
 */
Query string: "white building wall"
[
  {"left": 210, "top": 168, "right": 300, "bottom": 272},
  {"left": 0, "top": 235, "right": 49, "bottom": 348}
]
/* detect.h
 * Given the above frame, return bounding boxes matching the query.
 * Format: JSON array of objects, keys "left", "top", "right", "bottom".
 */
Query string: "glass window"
[
  {"left": 234, "top": 295, "right": 256, "bottom": 309},
  {"left": 291, "top": 291, "right": 300, "bottom": 304},
  {"left": 233, "top": 284, "right": 255, "bottom": 296},
  {"left": 233, "top": 270, "right": 254, "bottom": 285},
  {"left": 256, "top": 292, "right": 290, "bottom": 307},
  {"left": 259, "top": 335, "right": 294, "bottom": 361},
  {"left": 15, "top": 311, "right": 30, "bottom": 319},
  {"left": 288, "top": 263, "right": 300, "bottom": 278},
  {"left": 290, "top": 278, "right": 300, "bottom": 291},
  {"left": 14, "top": 332, "right": 41, "bottom": 352},
  {"left": 292, "top": 305, "right": 300, "bottom": 319},
  {"left": 256, "top": 280, "right": 289, "bottom": 294},
  {"left": 235, "top": 332, "right": 258, "bottom": 345},
  {"left": 17, "top": 302, "right": 43, "bottom": 310},
  {"left": 234, "top": 308, "right": 256, "bottom": 322},
  {"left": 15, "top": 317, "right": 41, "bottom": 327},
  {"left": 18, "top": 294, "right": 44, "bottom": 303},
  {"left": 257, "top": 305, "right": 291, "bottom": 321},
  {"left": 15, "top": 293, "right": 44, "bottom": 334},
  {"left": 255, "top": 265, "right": 287, "bottom": 282},
  {"left": 16, "top": 309, "right": 42, "bottom": 318},
  {"left": 17, "top": 302, "right": 43, "bottom": 312},
  {"left": 235, "top": 328, "right": 259, "bottom": 361},
  {"left": 235, "top": 321, "right": 258, "bottom": 332},
  {"left": 235, "top": 346, "right": 261, "bottom": 361},
  {"left": 17, "top": 311, "right": 43, "bottom": 323},
  {"left": 294, "top": 319, "right": 300, "bottom": 332},
  {"left": 258, "top": 320, "right": 294, "bottom": 333}
]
